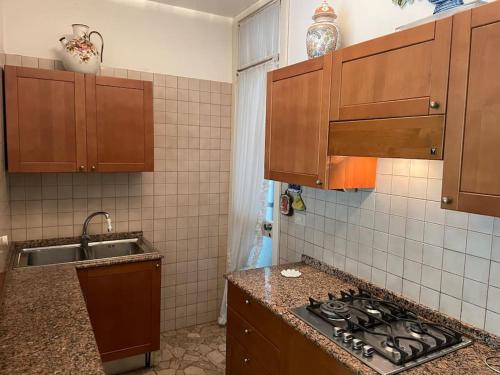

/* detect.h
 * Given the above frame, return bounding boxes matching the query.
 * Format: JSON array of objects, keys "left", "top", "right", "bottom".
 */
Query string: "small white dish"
[{"left": 280, "top": 269, "right": 302, "bottom": 278}]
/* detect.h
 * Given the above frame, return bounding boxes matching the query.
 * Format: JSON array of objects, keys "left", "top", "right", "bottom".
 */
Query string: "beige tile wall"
[{"left": 0, "top": 53, "right": 232, "bottom": 331}]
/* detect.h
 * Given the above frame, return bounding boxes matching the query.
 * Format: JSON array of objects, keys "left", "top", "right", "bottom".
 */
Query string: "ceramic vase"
[
  {"left": 306, "top": 1, "right": 340, "bottom": 59},
  {"left": 59, "top": 24, "right": 104, "bottom": 74},
  {"left": 429, "top": 0, "right": 464, "bottom": 14}
]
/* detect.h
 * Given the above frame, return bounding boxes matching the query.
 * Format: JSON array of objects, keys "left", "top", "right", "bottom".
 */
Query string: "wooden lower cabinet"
[
  {"left": 77, "top": 260, "right": 161, "bottom": 362},
  {"left": 227, "top": 282, "right": 353, "bottom": 375}
]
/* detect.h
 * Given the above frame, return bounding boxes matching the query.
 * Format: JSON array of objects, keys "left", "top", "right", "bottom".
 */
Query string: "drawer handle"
[
  {"left": 441, "top": 196, "right": 452, "bottom": 204},
  {"left": 245, "top": 299, "right": 250, "bottom": 305},
  {"left": 430, "top": 101, "right": 440, "bottom": 109},
  {"left": 244, "top": 358, "right": 250, "bottom": 364},
  {"left": 244, "top": 328, "right": 251, "bottom": 335}
]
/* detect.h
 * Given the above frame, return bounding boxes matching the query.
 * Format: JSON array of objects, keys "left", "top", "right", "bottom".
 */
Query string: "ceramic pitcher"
[{"left": 59, "top": 24, "right": 104, "bottom": 74}]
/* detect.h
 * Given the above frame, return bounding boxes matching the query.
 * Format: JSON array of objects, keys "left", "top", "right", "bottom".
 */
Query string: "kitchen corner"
[
  {"left": 0, "top": 231, "right": 162, "bottom": 374},
  {"left": 226, "top": 256, "right": 498, "bottom": 374}
]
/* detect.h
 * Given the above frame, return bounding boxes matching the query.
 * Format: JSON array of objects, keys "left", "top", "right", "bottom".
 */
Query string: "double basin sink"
[{"left": 15, "top": 238, "right": 147, "bottom": 268}]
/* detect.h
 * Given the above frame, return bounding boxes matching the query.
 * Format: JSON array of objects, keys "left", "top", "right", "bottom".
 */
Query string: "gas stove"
[{"left": 291, "top": 288, "right": 472, "bottom": 375}]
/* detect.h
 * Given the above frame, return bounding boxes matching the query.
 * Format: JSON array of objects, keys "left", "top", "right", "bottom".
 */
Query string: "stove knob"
[
  {"left": 352, "top": 338, "right": 363, "bottom": 350},
  {"left": 362, "top": 345, "right": 375, "bottom": 358},
  {"left": 333, "top": 327, "right": 345, "bottom": 337},
  {"left": 342, "top": 332, "right": 353, "bottom": 343}
]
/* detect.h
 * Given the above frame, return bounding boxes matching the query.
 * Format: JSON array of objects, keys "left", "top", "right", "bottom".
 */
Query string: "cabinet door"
[
  {"left": 226, "top": 335, "right": 272, "bottom": 375},
  {"left": 265, "top": 55, "right": 332, "bottom": 187},
  {"left": 77, "top": 260, "right": 161, "bottom": 362},
  {"left": 330, "top": 18, "right": 452, "bottom": 121},
  {"left": 4, "top": 66, "right": 86, "bottom": 172},
  {"left": 442, "top": 3, "right": 500, "bottom": 216},
  {"left": 86, "top": 75, "right": 154, "bottom": 172},
  {"left": 281, "top": 322, "right": 352, "bottom": 375}
]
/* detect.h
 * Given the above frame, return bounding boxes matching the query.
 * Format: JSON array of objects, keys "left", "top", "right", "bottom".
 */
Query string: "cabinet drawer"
[
  {"left": 228, "top": 283, "right": 281, "bottom": 347},
  {"left": 228, "top": 308, "right": 280, "bottom": 374},
  {"left": 329, "top": 115, "right": 445, "bottom": 159},
  {"left": 330, "top": 18, "right": 452, "bottom": 122},
  {"left": 227, "top": 335, "right": 272, "bottom": 375}
]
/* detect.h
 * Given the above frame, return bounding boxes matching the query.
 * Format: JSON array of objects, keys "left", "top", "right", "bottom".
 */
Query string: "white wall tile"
[
  {"left": 420, "top": 286, "right": 440, "bottom": 310},
  {"left": 487, "top": 286, "right": 500, "bottom": 314},
  {"left": 421, "top": 265, "right": 441, "bottom": 291},
  {"left": 442, "top": 249, "right": 465, "bottom": 276},
  {"left": 440, "top": 294, "right": 462, "bottom": 320},
  {"left": 466, "top": 231, "right": 492, "bottom": 259},
  {"left": 468, "top": 214, "right": 494, "bottom": 234},
  {"left": 441, "top": 271, "right": 463, "bottom": 299},
  {"left": 461, "top": 302, "right": 485, "bottom": 329},
  {"left": 485, "top": 311, "right": 500, "bottom": 336},
  {"left": 465, "top": 256, "right": 490, "bottom": 284},
  {"left": 444, "top": 227, "right": 467, "bottom": 253},
  {"left": 462, "top": 278, "right": 487, "bottom": 308},
  {"left": 445, "top": 210, "right": 469, "bottom": 229},
  {"left": 489, "top": 261, "right": 500, "bottom": 288}
]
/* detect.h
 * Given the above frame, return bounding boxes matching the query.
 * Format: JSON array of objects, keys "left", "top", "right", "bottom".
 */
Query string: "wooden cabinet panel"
[
  {"left": 4, "top": 66, "right": 86, "bottom": 172},
  {"left": 227, "top": 335, "right": 272, "bottom": 375},
  {"left": 442, "top": 2, "right": 500, "bottom": 216},
  {"left": 265, "top": 55, "right": 377, "bottom": 189},
  {"left": 281, "top": 322, "right": 352, "bottom": 375},
  {"left": 86, "top": 76, "right": 154, "bottom": 172},
  {"left": 265, "top": 56, "right": 331, "bottom": 187},
  {"left": 228, "top": 283, "right": 281, "bottom": 348},
  {"left": 329, "top": 116, "right": 445, "bottom": 159},
  {"left": 227, "top": 308, "right": 280, "bottom": 375},
  {"left": 77, "top": 260, "right": 161, "bottom": 362},
  {"left": 330, "top": 19, "right": 452, "bottom": 121},
  {"left": 227, "top": 283, "right": 354, "bottom": 375}
]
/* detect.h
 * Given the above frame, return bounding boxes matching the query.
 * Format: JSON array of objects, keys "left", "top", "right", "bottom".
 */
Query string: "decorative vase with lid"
[
  {"left": 59, "top": 24, "right": 104, "bottom": 74},
  {"left": 306, "top": 1, "right": 340, "bottom": 59}
]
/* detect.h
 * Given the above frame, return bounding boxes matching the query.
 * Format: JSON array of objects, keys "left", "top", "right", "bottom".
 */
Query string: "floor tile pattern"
[{"left": 124, "top": 323, "right": 226, "bottom": 375}]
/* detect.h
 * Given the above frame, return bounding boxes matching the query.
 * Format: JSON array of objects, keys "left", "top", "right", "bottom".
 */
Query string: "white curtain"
[
  {"left": 218, "top": 1, "right": 280, "bottom": 325},
  {"left": 238, "top": 2, "right": 280, "bottom": 69}
]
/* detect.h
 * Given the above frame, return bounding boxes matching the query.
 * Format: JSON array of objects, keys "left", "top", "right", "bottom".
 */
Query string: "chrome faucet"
[{"left": 81, "top": 211, "right": 113, "bottom": 249}]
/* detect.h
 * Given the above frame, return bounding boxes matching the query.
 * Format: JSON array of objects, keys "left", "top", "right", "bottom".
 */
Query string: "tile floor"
[{"left": 123, "top": 322, "right": 226, "bottom": 375}]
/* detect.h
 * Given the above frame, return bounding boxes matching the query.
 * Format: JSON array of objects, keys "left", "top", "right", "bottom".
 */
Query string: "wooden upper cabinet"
[
  {"left": 4, "top": 66, "right": 153, "bottom": 173},
  {"left": 4, "top": 66, "right": 86, "bottom": 172},
  {"left": 330, "top": 18, "right": 452, "bottom": 122},
  {"left": 265, "top": 55, "right": 377, "bottom": 189},
  {"left": 86, "top": 76, "right": 154, "bottom": 172},
  {"left": 265, "top": 55, "right": 331, "bottom": 187},
  {"left": 442, "top": 2, "right": 500, "bottom": 216}
]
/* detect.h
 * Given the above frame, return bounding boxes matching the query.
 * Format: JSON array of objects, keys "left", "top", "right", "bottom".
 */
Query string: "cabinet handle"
[
  {"left": 315, "top": 179, "right": 322, "bottom": 186},
  {"left": 245, "top": 299, "right": 250, "bottom": 305},
  {"left": 430, "top": 101, "right": 440, "bottom": 109},
  {"left": 91, "top": 165, "right": 96, "bottom": 171},
  {"left": 244, "top": 328, "right": 250, "bottom": 335},
  {"left": 79, "top": 165, "right": 85, "bottom": 171},
  {"left": 441, "top": 196, "right": 452, "bottom": 204},
  {"left": 430, "top": 148, "right": 437, "bottom": 155},
  {"left": 244, "top": 358, "right": 250, "bottom": 364},
  {"left": 156, "top": 263, "right": 160, "bottom": 268}
]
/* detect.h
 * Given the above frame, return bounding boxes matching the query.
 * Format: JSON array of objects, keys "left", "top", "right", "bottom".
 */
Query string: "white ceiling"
[{"left": 149, "top": 0, "right": 260, "bottom": 17}]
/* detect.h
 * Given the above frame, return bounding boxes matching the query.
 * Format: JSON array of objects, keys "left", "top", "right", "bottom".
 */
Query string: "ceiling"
[{"left": 149, "top": 0, "right": 260, "bottom": 17}]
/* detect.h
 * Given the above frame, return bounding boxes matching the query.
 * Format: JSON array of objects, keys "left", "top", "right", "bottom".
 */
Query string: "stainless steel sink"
[
  {"left": 87, "top": 238, "right": 144, "bottom": 259},
  {"left": 15, "top": 238, "right": 147, "bottom": 268}
]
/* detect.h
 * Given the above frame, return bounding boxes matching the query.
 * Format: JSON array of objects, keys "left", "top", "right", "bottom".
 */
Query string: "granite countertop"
[
  {"left": 226, "top": 257, "right": 499, "bottom": 375},
  {"left": 0, "top": 232, "right": 162, "bottom": 375}
]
